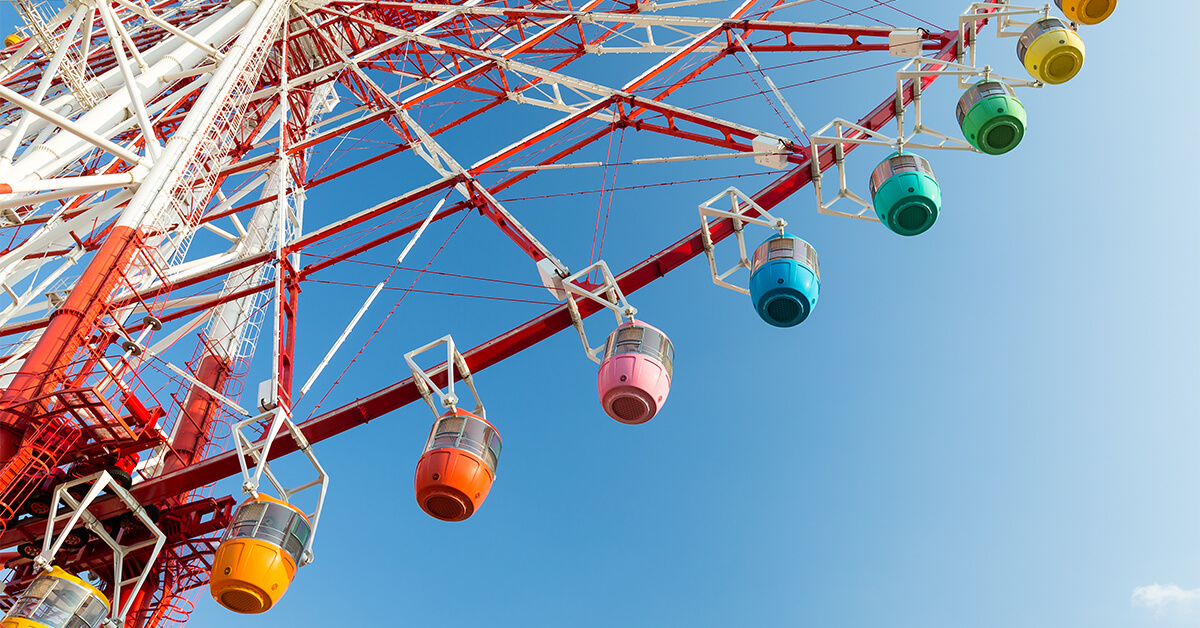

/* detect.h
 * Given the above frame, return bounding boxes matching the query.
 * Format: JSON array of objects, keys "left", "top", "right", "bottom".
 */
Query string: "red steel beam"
[
  {"left": 0, "top": 2, "right": 999, "bottom": 550},
  {"left": 122, "top": 29, "right": 967, "bottom": 511}
]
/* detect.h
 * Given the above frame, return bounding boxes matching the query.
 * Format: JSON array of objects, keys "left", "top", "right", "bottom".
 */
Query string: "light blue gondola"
[{"left": 748, "top": 234, "right": 820, "bottom": 327}]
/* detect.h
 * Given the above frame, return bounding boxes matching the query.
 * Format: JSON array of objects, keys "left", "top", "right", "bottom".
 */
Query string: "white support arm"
[
  {"left": 404, "top": 335, "right": 486, "bottom": 419},
  {"left": 698, "top": 187, "right": 786, "bottom": 295},
  {"left": 560, "top": 261, "right": 637, "bottom": 364},
  {"left": 38, "top": 471, "right": 166, "bottom": 625}
]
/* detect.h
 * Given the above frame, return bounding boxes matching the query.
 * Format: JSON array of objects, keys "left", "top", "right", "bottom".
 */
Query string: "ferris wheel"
[{"left": 0, "top": 0, "right": 1117, "bottom": 625}]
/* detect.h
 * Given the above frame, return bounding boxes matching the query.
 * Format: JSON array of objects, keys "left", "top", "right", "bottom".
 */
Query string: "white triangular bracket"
[
  {"left": 896, "top": 56, "right": 1042, "bottom": 145},
  {"left": 404, "top": 335, "right": 486, "bottom": 420},
  {"left": 895, "top": 56, "right": 1034, "bottom": 149},
  {"left": 37, "top": 471, "right": 165, "bottom": 626},
  {"left": 231, "top": 407, "right": 328, "bottom": 566},
  {"left": 958, "top": 2, "right": 1053, "bottom": 68},
  {"left": 809, "top": 118, "right": 890, "bottom": 224},
  {"left": 560, "top": 261, "right": 636, "bottom": 365},
  {"left": 698, "top": 187, "right": 786, "bottom": 296}
]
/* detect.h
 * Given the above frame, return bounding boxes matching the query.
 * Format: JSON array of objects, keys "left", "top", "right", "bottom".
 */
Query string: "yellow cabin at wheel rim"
[
  {"left": 2, "top": 567, "right": 110, "bottom": 628},
  {"left": 1016, "top": 18, "right": 1086, "bottom": 85},
  {"left": 1055, "top": 0, "right": 1117, "bottom": 25}
]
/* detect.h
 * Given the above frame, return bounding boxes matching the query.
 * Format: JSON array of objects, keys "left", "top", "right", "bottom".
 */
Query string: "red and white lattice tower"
[{"left": 0, "top": 0, "right": 1092, "bottom": 624}]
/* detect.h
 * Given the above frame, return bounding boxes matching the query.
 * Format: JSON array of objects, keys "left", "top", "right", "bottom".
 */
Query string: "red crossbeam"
[{"left": 123, "top": 29, "right": 964, "bottom": 515}]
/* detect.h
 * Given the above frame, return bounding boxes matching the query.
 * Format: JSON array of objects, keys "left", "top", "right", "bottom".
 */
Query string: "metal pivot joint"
[
  {"left": 404, "top": 335, "right": 486, "bottom": 420},
  {"left": 560, "top": 261, "right": 639, "bottom": 365}
]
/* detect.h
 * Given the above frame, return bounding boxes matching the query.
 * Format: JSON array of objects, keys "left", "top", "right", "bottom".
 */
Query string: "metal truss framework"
[{"left": 0, "top": 0, "right": 1011, "bottom": 625}]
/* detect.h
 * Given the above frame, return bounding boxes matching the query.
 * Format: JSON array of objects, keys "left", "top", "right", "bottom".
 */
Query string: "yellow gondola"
[
  {"left": 2, "top": 568, "right": 110, "bottom": 628},
  {"left": 1055, "top": 0, "right": 1117, "bottom": 26},
  {"left": 1017, "top": 18, "right": 1085, "bottom": 85},
  {"left": 210, "top": 494, "right": 311, "bottom": 614}
]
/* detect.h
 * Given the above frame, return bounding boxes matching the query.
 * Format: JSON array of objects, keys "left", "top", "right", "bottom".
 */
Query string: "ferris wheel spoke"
[
  {"left": 331, "top": 70, "right": 573, "bottom": 271},
  {"left": 95, "top": 1, "right": 163, "bottom": 162},
  {"left": 115, "top": 132, "right": 840, "bottom": 507},
  {"left": 0, "top": 0, "right": 1097, "bottom": 618},
  {"left": 0, "top": 84, "right": 147, "bottom": 169},
  {"left": 0, "top": 175, "right": 467, "bottom": 339},
  {"left": 109, "top": 0, "right": 226, "bottom": 61},
  {"left": 394, "top": 0, "right": 942, "bottom": 57},
  {"left": 240, "top": 0, "right": 946, "bottom": 178},
  {"left": 267, "top": 19, "right": 601, "bottom": 272}
]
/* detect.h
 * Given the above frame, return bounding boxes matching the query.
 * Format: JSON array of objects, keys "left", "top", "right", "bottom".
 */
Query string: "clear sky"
[
  {"left": 201, "top": 2, "right": 1200, "bottom": 627},
  {"left": 7, "top": 0, "right": 1199, "bottom": 626}
]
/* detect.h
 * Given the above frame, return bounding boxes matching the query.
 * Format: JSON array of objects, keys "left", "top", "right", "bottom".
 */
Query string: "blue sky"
[
  {"left": 201, "top": 2, "right": 1200, "bottom": 627},
  {"left": 6, "top": 0, "right": 1199, "bottom": 626}
]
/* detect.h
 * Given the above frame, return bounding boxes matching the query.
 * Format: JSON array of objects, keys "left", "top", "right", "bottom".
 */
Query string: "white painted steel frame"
[
  {"left": 698, "top": 186, "right": 787, "bottom": 296},
  {"left": 561, "top": 261, "right": 638, "bottom": 365},
  {"left": 404, "top": 334, "right": 487, "bottom": 419},
  {"left": 230, "top": 406, "right": 328, "bottom": 565},
  {"left": 0, "top": 3, "right": 1026, "bottom": 588},
  {"left": 38, "top": 471, "right": 166, "bottom": 625},
  {"left": 808, "top": 11, "right": 1050, "bottom": 224}
]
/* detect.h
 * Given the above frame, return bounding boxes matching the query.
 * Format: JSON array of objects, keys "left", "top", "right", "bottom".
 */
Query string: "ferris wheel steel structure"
[{"left": 0, "top": 0, "right": 1111, "bottom": 624}]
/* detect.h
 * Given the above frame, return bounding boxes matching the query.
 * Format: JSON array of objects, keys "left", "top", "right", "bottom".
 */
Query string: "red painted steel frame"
[
  {"left": 0, "top": 4, "right": 1005, "bottom": 625},
  {"left": 0, "top": 27, "right": 975, "bottom": 548}
]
